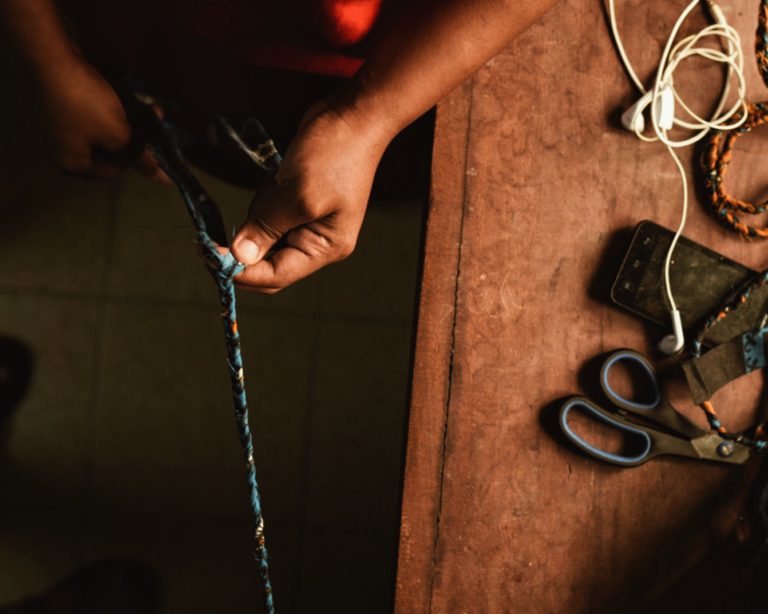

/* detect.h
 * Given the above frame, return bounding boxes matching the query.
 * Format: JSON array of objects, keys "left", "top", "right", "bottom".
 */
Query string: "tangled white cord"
[{"left": 608, "top": 0, "right": 748, "bottom": 353}]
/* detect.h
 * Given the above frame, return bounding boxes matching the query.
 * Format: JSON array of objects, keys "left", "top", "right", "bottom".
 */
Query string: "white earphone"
[
  {"left": 609, "top": 0, "right": 748, "bottom": 355},
  {"left": 658, "top": 309, "right": 685, "bottom": 355},
  {"left": 620, "top": 86, "right": 676, "bottom": 133}
]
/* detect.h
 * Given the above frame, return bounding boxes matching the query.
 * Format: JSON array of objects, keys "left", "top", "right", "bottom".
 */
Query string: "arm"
[
  {"left": 231, "top": 0, "right": 558, "bottom": 292},
  {"left": 344, "top": 0, "right": 557, "bottom": 140},
  {"left": 1, "top": 0, "right": 78, "bottom": 77},
  {"left": 0, "top": 0, "right": 165, "bottom": 180}
]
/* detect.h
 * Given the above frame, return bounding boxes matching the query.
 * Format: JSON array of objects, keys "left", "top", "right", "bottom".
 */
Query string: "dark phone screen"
[{"left": 611, "top": 221, "right": 768, "bottom": 346}]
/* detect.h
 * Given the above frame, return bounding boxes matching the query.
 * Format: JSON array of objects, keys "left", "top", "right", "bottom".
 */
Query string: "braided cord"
[
  {"left": 700, "top": 400, "right": 768, "bottom": 451},
  {"left": 690, "top": 250, "right": 768, "bottom": 451},
  {"left": 144, "top": 106, "right": 277, "bottom": 612},
  {"left": 690, "top": 265, "right": 768, "bottom": 451},
  {"left": 701, "top": 102, "right": 768, "bottom": 238},
  {"left": 758, "top": 0, "right": 768, "bottom": 88},
  {"left": 693, "top": 270, "right": 768, "bottom": 357},
  {"left": 213, "top": 252, "right": 275, "bottom": 613},
  {"left": 684, "top": 2, "right": 768, "bottom": 452}
]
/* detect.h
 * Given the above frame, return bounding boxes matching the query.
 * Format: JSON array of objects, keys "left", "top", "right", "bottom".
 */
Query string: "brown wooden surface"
[{"left": 396, "top": 2, "right": 768, "bottom": 612}]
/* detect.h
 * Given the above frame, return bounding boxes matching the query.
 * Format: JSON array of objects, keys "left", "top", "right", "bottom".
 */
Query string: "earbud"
[
  {"left": 704, "top": 0, "right": 726, "bottom": 26},
  {"left": 658, "top": 309, "right": 684, "bottom": 355},
  {"left": 611, "top": 0, "right": 742, "bottom": 359},
  {"left": 621, "top": 86, "right": 675, "bottom": 134},
  {"left": 621, "top": 90, "right": 653, "bottom": 132}
]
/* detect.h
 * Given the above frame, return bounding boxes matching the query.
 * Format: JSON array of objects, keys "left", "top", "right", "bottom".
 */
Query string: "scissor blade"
[{"left": 643, "top": 403, "right": 707, "bottom": 441}]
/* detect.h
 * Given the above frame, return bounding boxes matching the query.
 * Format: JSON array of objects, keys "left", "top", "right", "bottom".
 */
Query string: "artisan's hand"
[
  {"left": 228, "top": 0, "right": 557, "bottom": 292},
  {"left": 39, "top": 56, "right": 166, "bottom": 181},
  {"left": 230, "top": 101, "right": 391, "bottom": 293},
  {"left": 1, "top": 0, "right": 166, "bottom": 180}
]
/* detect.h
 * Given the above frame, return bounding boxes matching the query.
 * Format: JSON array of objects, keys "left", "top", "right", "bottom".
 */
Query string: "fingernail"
[{"left": 233, "top": 238, "right": 260, "bottom": 264}]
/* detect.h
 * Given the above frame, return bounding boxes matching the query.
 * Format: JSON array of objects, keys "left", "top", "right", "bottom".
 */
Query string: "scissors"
[{"left": 559, "top": 349, "right": 751, "bottom": 467}]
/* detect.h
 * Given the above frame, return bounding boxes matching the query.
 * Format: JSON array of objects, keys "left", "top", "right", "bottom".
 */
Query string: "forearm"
[
  {"left": 1, "top": 0, "right": 79, "bottom": 81},
  {"left": 340, "top": 0, "right": 558, "bottom": 137}
]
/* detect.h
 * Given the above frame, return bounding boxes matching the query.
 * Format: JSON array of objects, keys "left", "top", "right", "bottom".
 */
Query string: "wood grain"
[{"left": 396, "top": 1, "right": 768, "bottom": 612}]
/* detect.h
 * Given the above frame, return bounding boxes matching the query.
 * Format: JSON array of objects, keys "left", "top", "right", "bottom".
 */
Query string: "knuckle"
[
  {"left": 295, "top": 199, "right": 316, "bottom": 220},
  {"left": 295, "top": 192, "right": 325, "bottom": 220},
  {"left": 250, "top": 215, "right": 283, "bottom": 241}
]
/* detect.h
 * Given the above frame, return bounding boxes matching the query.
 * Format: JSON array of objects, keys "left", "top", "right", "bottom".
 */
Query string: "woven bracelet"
[{"left": 701, "top": 102, "right": 768, "bottom": 239}]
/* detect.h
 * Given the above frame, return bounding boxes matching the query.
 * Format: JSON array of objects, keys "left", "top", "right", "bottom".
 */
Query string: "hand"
[
  {"left": 38, "top": 54, "right": 166, "bottom": 181},
  {"left": 230, "top": 100, "right": 393, "bottom": 293}
]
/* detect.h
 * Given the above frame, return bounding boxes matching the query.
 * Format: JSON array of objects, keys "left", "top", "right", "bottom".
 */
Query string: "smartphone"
[{"left": 611, "top": 221, "right": 768, "bottom": 346}]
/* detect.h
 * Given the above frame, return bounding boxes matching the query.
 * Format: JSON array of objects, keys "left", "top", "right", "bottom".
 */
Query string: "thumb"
[{"left": 231, "top": 179, "right": 309, "bottom": 265}]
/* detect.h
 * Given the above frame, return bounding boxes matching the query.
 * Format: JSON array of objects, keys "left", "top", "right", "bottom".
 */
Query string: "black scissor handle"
[
  {"left": 600, "top": 350, "right": 661, "bottom": 413},
  {"left": 559, "top": 397, "right": 654, "bottom": 467}
]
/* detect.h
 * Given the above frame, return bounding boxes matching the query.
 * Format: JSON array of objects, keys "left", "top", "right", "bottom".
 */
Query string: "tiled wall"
[{"left": 0, "top": 55, "right": 426, "bottom": 613}]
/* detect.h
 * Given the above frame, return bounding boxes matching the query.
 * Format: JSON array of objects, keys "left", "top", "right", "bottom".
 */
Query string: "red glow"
[{"left": 319, "top": 0, "right": 382, "bottom": 46}]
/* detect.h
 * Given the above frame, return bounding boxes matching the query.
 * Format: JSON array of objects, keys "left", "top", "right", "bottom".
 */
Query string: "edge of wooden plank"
[{"left": 394, "top": 78, "right": 474, "bottom": 614}]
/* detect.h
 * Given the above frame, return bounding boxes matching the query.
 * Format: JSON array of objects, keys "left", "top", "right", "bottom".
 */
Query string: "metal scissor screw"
[{"left": 717, "top": 441, "right": 735, "bottom": 457}]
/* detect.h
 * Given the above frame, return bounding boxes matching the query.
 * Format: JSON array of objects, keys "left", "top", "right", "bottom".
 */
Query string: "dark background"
[{"left": 0, "top": 36, "right": 432, "bottom": 613}]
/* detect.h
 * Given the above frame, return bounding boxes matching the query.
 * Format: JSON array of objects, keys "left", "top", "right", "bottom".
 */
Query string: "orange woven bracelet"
[{"left": 701, "top": 102, "right": 768, "bottom": 239}]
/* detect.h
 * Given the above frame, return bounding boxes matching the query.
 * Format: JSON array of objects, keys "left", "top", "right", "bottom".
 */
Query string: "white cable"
[
  {"left": 608, "top": 0, "right": 748, "bottom": 324},
  {"left": 662, "top": 144, "right": 688, "bottom": 315},
  {"left": 609, "top": 0, "right": 746, "bottom": 148},
  {"left": 648, "top": 12, "right": 746, "bottom": 149}
]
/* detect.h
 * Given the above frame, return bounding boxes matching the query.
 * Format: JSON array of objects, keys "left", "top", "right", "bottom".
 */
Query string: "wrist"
[
  {"left": 34, "top": 50, "right": 98, "bottom": 105},
  {"left": 34, "top": 47, "right": 83, "bottom": 87},
  {"left": 327, "top": 75, "right": 408, "bottom": 149}
]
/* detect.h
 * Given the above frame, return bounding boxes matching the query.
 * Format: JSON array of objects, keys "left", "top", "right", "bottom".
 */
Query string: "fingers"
[
  {"left": 235, "top": 247, "right": 321, "bottom": 293},
  {"left": 230, "top": 180, "right": 314, "bottom": 266},
  {"left": 133, "top": 148, "right": 171, "bottom": 184},
  {"left": 62, "top": 145, "right": 170, "bottom": 183},
  {"left": 234, "top": 224, "right": 355, "bottom": 292}
]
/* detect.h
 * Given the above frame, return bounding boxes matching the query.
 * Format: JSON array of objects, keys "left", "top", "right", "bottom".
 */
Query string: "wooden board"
[{"left": 396, "top": 1, "right": 768, "bottom": 612}]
